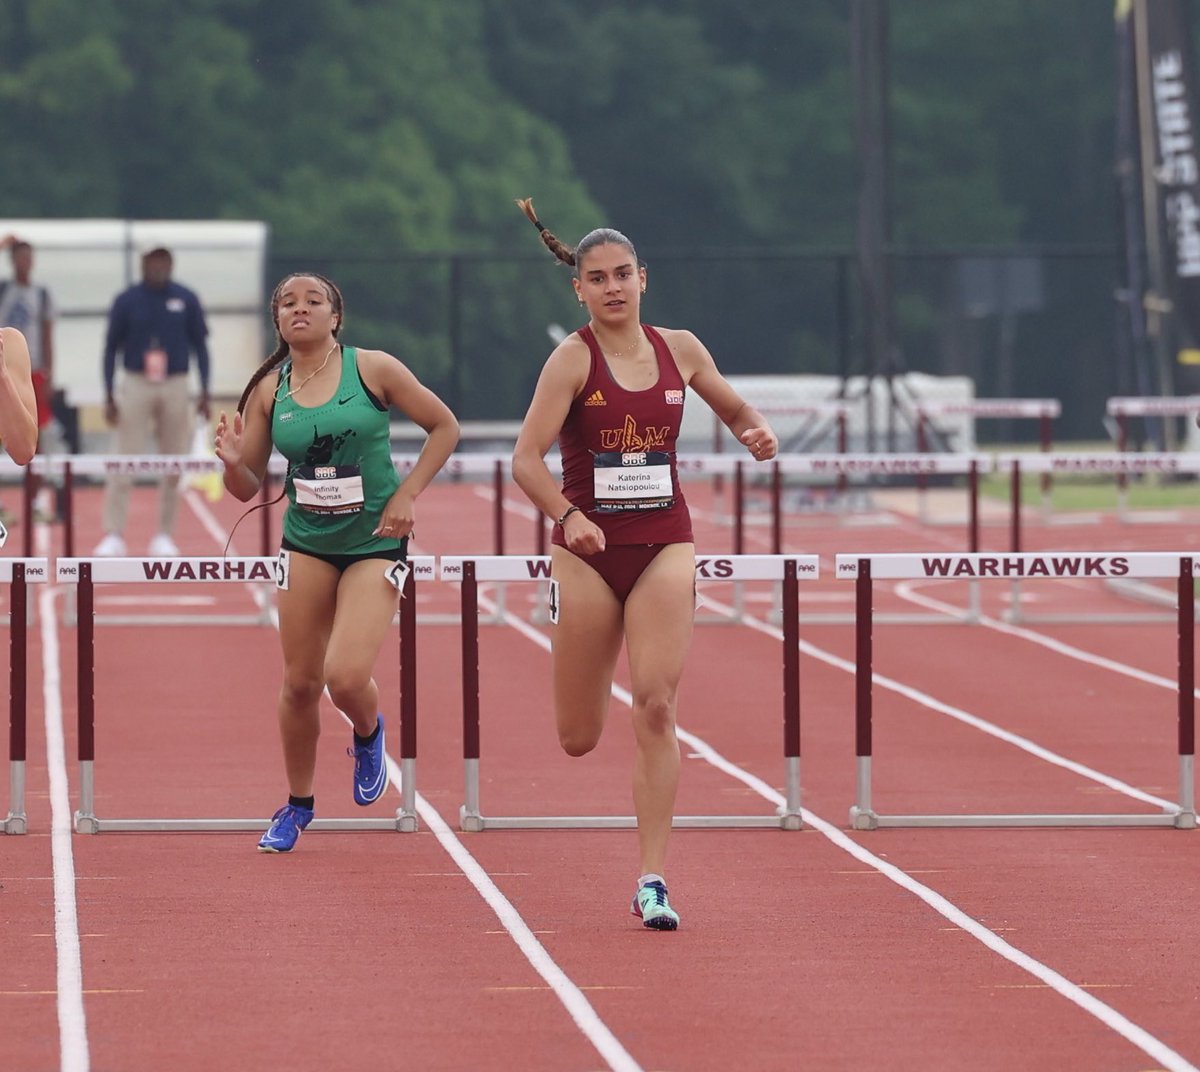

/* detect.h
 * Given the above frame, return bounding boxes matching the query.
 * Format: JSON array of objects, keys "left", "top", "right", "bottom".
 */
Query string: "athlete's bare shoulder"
[
  {"left": 649, "top": 325, "right": 710, "bottom": 375},
  {"left": 351, "top": 346, "right": 401, "bottom": 370},
  {"left": 540, "top": 331, "right": 591, "bottom": 394}
]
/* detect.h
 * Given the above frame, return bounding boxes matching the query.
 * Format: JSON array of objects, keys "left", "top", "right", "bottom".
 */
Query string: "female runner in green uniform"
[{"left": 215, "top": 273, "right": 458, "bottom": 852}]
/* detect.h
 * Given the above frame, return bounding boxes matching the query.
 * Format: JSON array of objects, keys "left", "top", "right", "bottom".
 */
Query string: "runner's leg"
[
  {"left": 622, "top": 543, "right": 695, "bottom": 878},
  {"left": 550, "top": 545, "right": 624, "bottom": 756},
  {"left": 275, "top": 552, "right": 338, "bottom": 795}
]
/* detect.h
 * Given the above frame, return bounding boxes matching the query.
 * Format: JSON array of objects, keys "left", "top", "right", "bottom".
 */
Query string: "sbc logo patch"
[{"left": 664, "top": 389, "right": 684, "bottom": 405}]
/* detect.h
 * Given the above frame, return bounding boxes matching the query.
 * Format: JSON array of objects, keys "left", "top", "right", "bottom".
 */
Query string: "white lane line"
[
  {"left": 712, "top": 588, "right": 1178, "bottom": 813},
  {"left": 184, "top": 494, "right": 643, "bottom": 1072},
  {"left": 400, "top": 763, "right": 643, "bottom": 1072},
  {"left": 39, "top": 526, "right": 91, "bottom": 1071},
  {"left": 475, "top": 587, "right": 1198, "bottom": 1072},
  {"left": 895, "top": 578, "right": 1197, "bottom": 697}
]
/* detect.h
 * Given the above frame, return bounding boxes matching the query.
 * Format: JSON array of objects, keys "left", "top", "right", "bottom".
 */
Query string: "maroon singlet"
[{"left": 551, "top": 324, "right": 694, "bottom": 548}]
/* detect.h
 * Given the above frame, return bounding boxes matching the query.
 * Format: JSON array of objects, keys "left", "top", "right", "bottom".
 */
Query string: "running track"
[{"left": 4, "top": 474, "right": 1200, "bottom": 1071}]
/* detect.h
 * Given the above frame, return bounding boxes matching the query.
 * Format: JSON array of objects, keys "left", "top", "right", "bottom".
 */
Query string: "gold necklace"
[
  {"left": 276, "top": 342, "right": 338, "bottom": 402},
  {"left": 599, "top": 330, "right": 642, "bottom": 358}
]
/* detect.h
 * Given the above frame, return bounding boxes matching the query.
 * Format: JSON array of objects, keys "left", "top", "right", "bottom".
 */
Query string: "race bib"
[
  {"left": 592, "top": 451, "right": 674, "bottom": 513},
  {"left": 292, "top": 464, "right": 365, "bottom": 515}
]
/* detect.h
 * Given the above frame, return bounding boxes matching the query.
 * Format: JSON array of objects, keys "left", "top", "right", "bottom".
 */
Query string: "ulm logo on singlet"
[
  {"left": 584, "top": 390, "right": 606, "bottom": 406},
  {"left": 600, "top": 415, "right": 669, "bottom": 451}
]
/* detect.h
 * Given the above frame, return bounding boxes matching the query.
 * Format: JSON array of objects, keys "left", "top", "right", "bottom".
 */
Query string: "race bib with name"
[
  {"left": 592, "top": 451, "right": 674, "bottom": 513},
  {"left": 292, "top": 464, "right": 365, "bottom": 515}
]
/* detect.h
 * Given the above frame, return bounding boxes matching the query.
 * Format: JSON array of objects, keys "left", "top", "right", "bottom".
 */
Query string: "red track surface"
[{"left": 4, "top": 475, "right": 1200, "bottom": 1071}]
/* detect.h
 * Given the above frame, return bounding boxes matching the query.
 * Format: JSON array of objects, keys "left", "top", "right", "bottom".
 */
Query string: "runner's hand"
[
  {"left": 374, "top": 490, "right": 415, "bottom": 538},
  {"left": 562, "top": 510, "right": 605, "bottom": 555},
  {"left": 213, "top": 411, "right": 244, "bottom": 469},
  {"left": 740, "top": 427, "right": 778, "bottom": 461}
]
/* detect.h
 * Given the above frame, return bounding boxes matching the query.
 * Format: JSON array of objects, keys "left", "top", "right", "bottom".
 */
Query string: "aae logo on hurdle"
[{"left": 836, "top": 553, "right": 1197, "bottom": 579}]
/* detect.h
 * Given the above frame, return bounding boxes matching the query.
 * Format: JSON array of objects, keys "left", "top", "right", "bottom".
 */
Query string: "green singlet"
[{"left": 271, "top": 345, "right": 402, "bottom": 556}]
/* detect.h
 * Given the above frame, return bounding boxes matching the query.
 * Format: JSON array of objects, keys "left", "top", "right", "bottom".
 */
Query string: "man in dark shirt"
[{"left": 95, "top": 247, "right": 210, "bottom": 556}]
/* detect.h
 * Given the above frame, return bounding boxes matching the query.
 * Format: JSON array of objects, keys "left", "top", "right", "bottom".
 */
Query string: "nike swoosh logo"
[{"left": 337, "top": 396, "right": 354, "bottom": 405}]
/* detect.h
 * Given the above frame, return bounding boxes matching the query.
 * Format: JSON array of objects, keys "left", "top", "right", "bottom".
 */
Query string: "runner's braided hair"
[
  {"left": 236, "top": 272, "right": 345, "bottom": 413},
  {"left": 515, "top": 198, "right": 637, "bottom": 276}
]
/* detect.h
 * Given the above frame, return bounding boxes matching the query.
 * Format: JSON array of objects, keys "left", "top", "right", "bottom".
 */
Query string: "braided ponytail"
[
  {"left": 515, "top": 198, "right": 639, "bottom": 278},
  {"left": 515, "top": 197, "right": 577, "bottom": 268}
]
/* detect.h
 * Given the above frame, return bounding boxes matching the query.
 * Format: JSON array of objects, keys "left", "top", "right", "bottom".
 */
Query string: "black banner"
[{"left": 1136, "top": 0, "right": 1200, "bottom": 390}]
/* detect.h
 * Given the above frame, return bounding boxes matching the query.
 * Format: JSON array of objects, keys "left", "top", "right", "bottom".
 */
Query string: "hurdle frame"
[
  {"left": 998, "top": 452, "right": 1200, "bottom": 624},
  {"left": 1107, "top": 396, "right": 1200, "bottom": 500},
  {"left": 916, "top": 398, "right": 1059, "bottom": 505},
  {"left": 837, "top": 552, "right": 1197, "bottom": 829},
  {"left": 3, "top": 560, "right": 49, "bottom": 834},
  {"left": 445, "top": 553, "right": 815, "bottom": 832},
  {"left": 58, "top": 556, "right": 431, "bottom": 834}
]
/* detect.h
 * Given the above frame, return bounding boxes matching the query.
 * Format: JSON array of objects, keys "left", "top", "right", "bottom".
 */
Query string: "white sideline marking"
[
  {"left": 184, "top": 493, "right": 643, "bottom": 1072},
  {"left": 40, "top": 525, "right": 91, "bottom": 1070},
  {"left": 482, "top": 589, "right": 1197, "bottom": 1072}
]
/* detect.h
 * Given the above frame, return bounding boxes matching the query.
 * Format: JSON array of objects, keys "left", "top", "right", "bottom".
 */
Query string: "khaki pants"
[{"left": 102, "top": 374, "right": 193, "bottom": 535}]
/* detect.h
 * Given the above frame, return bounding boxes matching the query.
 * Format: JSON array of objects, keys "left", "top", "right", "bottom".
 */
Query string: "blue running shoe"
[
  {"left": 631, "top": 879, "right": 680, "bottom": 930},
  {"left": 349, "top": 716, "right": 389, "bottom": 806},
  {"left": 257, "top": 803, "right": 314, "bottom": 853}
]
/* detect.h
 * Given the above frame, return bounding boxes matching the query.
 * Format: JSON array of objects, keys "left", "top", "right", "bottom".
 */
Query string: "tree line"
[{"left": 0, "top": 1, "right": 1152, "bottom": 425}]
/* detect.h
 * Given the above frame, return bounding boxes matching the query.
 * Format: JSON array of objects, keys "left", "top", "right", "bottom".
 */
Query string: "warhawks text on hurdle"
[
  {"left": 921, "top": 555, "right": 1132, "bottom": 577},
  {"left": 140, "top": 559, "right": 277, "bottom": 582},
  {"left": 808, "top": 457, "right": 941, "bottom": 475},
  {"left": 102, "top": 458, "right": 224, "bottom": 475}
]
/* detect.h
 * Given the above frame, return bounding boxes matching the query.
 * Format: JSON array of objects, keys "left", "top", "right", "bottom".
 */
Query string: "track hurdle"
[
  {"left": 1107, "top": 396, "right": 1200, "bottom": 498},
  {"left": 445, "top": 553, "right": 816, "bottom": 831},
  {"left": 837, "top": 552, "right": 1197, "bottom": 829},
  {"left": 3, "top": 559, "right": 50, "bottom": 834},
  {"left": 57, "top": 555, "right": 432, "bottom": 834},
  {"left": 919, "top": 398, "right": 1059, "bottom": 510},
  {"left": 675, "top": 453, "right": 988, "bottom": 555},
  {"left": 998, "top": 451, "right": 1200, "bottom": 551},
  {"left": 45, "top": 454, "right": 287, "bottom": 560}
]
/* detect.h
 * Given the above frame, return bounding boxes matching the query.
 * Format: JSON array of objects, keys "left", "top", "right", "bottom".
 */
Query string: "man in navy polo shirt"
[{"left": 94, "top": 246, "right": 210, "bottom": 557}]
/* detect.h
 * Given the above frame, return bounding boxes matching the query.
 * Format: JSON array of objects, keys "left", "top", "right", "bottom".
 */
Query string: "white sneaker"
[
  {"left": 93, "top": 533, "right": 127, "bottom": 556},
  {"left": 147, "top": 533, "right": 179, "bottom": 557}
]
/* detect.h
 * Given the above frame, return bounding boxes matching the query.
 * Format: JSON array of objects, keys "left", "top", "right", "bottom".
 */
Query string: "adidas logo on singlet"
[{"left": 583, "top": 389, "right": 606, "bottom": 406}]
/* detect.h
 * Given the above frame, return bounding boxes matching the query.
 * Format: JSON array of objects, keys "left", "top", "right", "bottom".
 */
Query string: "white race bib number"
[
  {"left": 592, "top": 450, "right": 674, "bottom": 514},
  {"left": 293, "top": 465, "right": 365, "bottom": 515}
]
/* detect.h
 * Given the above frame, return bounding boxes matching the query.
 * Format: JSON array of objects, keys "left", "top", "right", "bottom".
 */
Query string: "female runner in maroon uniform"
[{"left": 511, "top": 199, "right": 777, "bottom": 929}]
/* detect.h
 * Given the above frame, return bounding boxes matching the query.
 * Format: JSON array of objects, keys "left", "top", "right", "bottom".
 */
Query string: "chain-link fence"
[{"left": 269, "top": 245, "right": 1127, "bottom": 444}]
